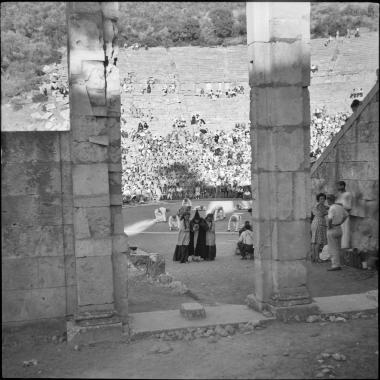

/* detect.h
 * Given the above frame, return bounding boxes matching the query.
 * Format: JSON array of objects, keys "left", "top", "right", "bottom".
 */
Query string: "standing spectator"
[
  {"left": 326, "top": 194, "right": 349, "bottom": 271},
  {"left": 168, "top": 213, "right": 180, "bottom": 231},
  {"left": 310, "top": 193, "right": 329, "bottom": 263},
  {"left": 336, "top": 181, "right": 353, "bottom": 250}
]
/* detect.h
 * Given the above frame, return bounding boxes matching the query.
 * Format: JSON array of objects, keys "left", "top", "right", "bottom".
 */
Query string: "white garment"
[
  {"left": 336, "top": 191, "right": 352, "bottom": 249},
  {"left": 154, "top": 207, "right": 167, "bottom": 222},
  {"left": 168, "top": 215, "right": 180, "bottom": 230},
  {"left": 238, "top": 229, "right": 254, "bottom": 245}
]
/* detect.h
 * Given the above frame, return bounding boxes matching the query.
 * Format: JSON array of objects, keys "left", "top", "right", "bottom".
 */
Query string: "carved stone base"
[
  {"left": 246, "top": 293, "right": 321, "bottom": 322},
  {"left": 67, "top": 310, "right": 128, "bottom": 345}
]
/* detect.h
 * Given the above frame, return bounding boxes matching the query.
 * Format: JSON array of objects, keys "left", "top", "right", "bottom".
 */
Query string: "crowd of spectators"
[
  {"left": 310, "top": 107, "right": 349, "bottom": 162},
  {"left": 122, "top": 106, "right": 350, "bottom": 203},
  {"left": 121, "top": 123, "right": 252, "bottom": 203},
  {"left": 195, "top": 84, "right": 245, "bottom": 100}
]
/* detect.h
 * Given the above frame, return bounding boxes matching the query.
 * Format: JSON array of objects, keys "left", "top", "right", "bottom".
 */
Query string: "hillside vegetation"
[{"left": 1, "top": 2, "right": 379, "bottom": 100}]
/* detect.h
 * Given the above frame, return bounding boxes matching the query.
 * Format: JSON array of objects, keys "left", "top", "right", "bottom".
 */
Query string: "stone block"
[
  {"left": 71, "top": 116, "right": 108, "bottom": 142},
  {"left": 2, "top": 287, "right": 66, "bottom": 323},
  {"left": 66, "top": 319, "right": 123, "bottom": 346},
  {"left": 1, "top": 133, "right": 60, "bottom": 164},
  {"left": 70, "top": 2, "right": 102, "bottom": 14},
  {"left": 180, "top": 303, "right": 206, "bottom": 320},
  {"left": 2, "top": 195, "right": 62, "bottom": 226},
  {"left": 268, "top": 302, "right": 320, "bottom": 322},
  {"left": 109, "top": 145, "right": 121, "bottom": 164},
  {"left": 72, "top": 141, "right": 108, "bottom": 164},
  {"left": 1, "top": 162, "right": 62, "bottom": 196},
  {"left": 358, "top": 121, "right": 378, "bottom": 143},
  {"left": 59, "top": 132, "right": 72, "bottom": 162},
  {"left": 72, "top": 164, "right": 110, "bottom": 207},
  {"left": 251, "top": 87, "right": 305, "bottom": 127},
  {"left": 2, "top": 258, "right": 39, "bottom": 290},
  {"left": 74, "top": 208, "right": 91, "bottom": 239},
  {"left": 276, "top": 172, "right": 293, "bottom": 219},
  {"left": 89, "top": 135, "right": 109, "bottom": 146},
  {"left": 2, "top": 225, "right": 64, "bottom": 259},
  {"left": 75, "top": 237, "right": 112, "bottom": 258},
  {"left": 110, "top": 206, "right": 125, "bottom": 235},
  {"left": 272, "top": 260, "right": 307, "bottom": 290},
  {"left": 147, "top": 253, "right": 165, "bottom": 278},
  {"left": 65, "top": 255, "right": 77, "bottom": 286},
  {"left": 61, "top": 162, "right": 73, "bottom": 196},
  {"left": 68, "top": 14, "right": 103, "bottom": 52},
  {"left": 246, "top": 2, "right": 309, "bottom": 44},
  {"left": 66, "top": 285, "right": 77, "bottom": 316},
  {"left": 107, "top": 117, "right": 121, "bottom": 145},
  {"left": 37, "top": 256, "right": 65, "bottom": 288},
  {"left": 70, "top": 84, "right": 94, "bottom": 116},
  {"left": 76, "top": 256, "right": 114, "bottom": 306},
  {"left": 293, "top": 171, "right": 309, "bottom": 219},
  {"left": 255, "top": 172, "right": 277, "bottom": 220},
  {"left": 110, "top": 193, "right": 122, "bottom": 206},
  {"left": 101, "top": 2, "right": 118, "bottom": 20},
  {"left": 368, "top": 101, "right": 379, "bottom": 122},
  {"left": 248, "top": 40, "right": 309, "bottom": 87},
  {"left": 274, "top": 221, "right": 310, "bottom": 261},
  {"left": 112, "top": 234, "right": 129, "bottom": 254},
  {"left": 356, "top": 143, "right": 378, "bottom": 162},
  {"left": 85, "top": 207, "right": 112, "bottom": 238}
]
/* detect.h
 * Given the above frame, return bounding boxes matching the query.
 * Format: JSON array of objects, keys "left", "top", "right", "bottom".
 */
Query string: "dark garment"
[
  {"left": 173, "top": 245, "right": 189, "bottom": 263},
  {"left": 189, "top": 219, "right": 208, "bottom": 258},
  {"left": 238, "top": 242, "right": 254, "bottom": 259},
  {"left": 204, "top": 245, "right": 216, "bottom": 261}
]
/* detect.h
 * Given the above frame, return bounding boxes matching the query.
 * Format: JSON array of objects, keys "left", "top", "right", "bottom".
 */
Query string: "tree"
[{"left": 209, "top": 8, "right": 234, "bottom": 38}]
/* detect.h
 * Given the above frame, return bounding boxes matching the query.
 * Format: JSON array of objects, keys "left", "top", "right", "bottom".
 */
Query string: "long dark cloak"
[{"left": 189, "top": 218, "right": 208, "bottom": 258}]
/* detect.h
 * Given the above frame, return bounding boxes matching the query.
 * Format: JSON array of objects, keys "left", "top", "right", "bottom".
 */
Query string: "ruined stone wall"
[
  {"left": 1, "top": 132, "right": 75, "bottom": 324},
  {"left": 311, "top": 82, "right": 379, "bottom": 252}
]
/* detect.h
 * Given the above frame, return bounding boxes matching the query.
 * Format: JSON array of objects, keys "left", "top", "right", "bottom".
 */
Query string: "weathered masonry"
[
  {"left": 2, "top": 2, "right": 346, "bottom": 331},
  {"left": 311, "top": 78, "right": 379, "bottom": 255},
  {"left": 2, "top": 3, "right": 128, "bottom": 337},
  {"left": 246, "top": 2, "right": 319, "bottom": 320}
]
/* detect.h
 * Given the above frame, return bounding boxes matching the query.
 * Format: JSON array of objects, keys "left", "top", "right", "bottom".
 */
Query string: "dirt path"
[{"left": 2, "top": 317, "right": 378, "bottom": 379}]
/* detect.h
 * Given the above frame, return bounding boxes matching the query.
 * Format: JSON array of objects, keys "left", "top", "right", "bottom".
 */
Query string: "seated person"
[
  {"left": 237, "top": 221, "right": 255, "bottom": 260},
  {"left": 228, "top": 213, "right": 243, "bottom": 232},
  {"left": 182, "top": 198, "right": 192, "bottom": 207},
  {"left": 194, "top": 205, "right": 205, "bottom": 211},
  {"left": 154, "top": 207, "right": 169, "bottom": 222},
  {"left": 243, "top": 188, "right": 251, "bottom": 199},
  {"left": 168, "top": 214, "right": 180, "bottom": 231},
  {"left": 214, "top": 206, "right": 225, "bottom": 221}
]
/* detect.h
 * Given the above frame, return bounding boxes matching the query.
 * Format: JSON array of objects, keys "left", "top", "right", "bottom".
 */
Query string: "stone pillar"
[
  {"left": 246, "top": 3, "right": 319, "bottom": 320},
  {"left": 67, "top": 2, "right": 128, "bottom": 341}
]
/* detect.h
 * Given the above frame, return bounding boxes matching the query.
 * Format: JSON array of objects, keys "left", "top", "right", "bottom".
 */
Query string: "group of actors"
[
  {"left": 154, "top": 198, "right": 255, "bottom": 263},
  {"left": 310, "top": 181, "right": 352, "bottom": 271}
]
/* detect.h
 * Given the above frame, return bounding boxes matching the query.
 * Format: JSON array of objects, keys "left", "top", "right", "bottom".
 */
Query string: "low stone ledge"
[{"left": 180, "top": 303, "right": 206, "bottom": 320}]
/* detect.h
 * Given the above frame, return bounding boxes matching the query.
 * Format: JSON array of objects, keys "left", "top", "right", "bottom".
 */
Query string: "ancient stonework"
[
  {"left": 246, "top": 2, "right": 317, "bottom": 317},
  {"left": 311, "top": 79, "right": 379, "bottom": 255}
]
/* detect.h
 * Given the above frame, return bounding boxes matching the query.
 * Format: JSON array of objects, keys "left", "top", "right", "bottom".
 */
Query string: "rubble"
[
  {"left": 307, "top": 315, "right": 320, "bottom": 323},
  {"left": 22, "top": 359, "right": 38, "bottom": 367}
]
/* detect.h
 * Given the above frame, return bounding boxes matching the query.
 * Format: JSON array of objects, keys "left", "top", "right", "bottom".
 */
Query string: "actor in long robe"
[
  {"left": 204, "top": 213, "right": 216, "bottom": 261},
  {"left": 189, "top": 210, "right": 208, "bottom": 261},
  {"left": 173, "top": 212, "right": 191, "bottom": 263}
]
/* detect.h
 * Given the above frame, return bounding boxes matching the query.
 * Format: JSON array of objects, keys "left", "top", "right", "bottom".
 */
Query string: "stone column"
[
  {"left": 246, "top": 3, "right": 319, "bottom": 321},
  {"left": 67, "top": 2, "right": 128, "bottom": 341}
]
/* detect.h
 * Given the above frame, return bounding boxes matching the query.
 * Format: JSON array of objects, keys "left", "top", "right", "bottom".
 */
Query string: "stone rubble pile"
[{"left": 150, "top": 321, "right": 266, "bottom": 343}]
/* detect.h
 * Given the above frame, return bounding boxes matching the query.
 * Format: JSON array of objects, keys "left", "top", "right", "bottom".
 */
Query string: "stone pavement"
[
  {"left": 129, "top": 304, "right": 274, "bottom": 339},
  {"left": 128, "top": 291, "right": 378, "bottom": 340}
]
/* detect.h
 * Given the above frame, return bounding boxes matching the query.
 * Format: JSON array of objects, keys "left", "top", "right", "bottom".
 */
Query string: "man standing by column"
[
  {"left": 326, "top": 194, "right": 349, "bottom": 271},
  {"left": 336, "top": 181, "right": 353, "bottom": 250}
]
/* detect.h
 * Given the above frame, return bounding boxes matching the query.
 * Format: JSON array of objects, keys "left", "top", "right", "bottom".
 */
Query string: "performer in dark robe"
[
  {"left": 204, "top": 213, "right": 216, "bottom": 261},
  {"left": 189, "top": 210, "right": 207, "bottom": 262}
]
